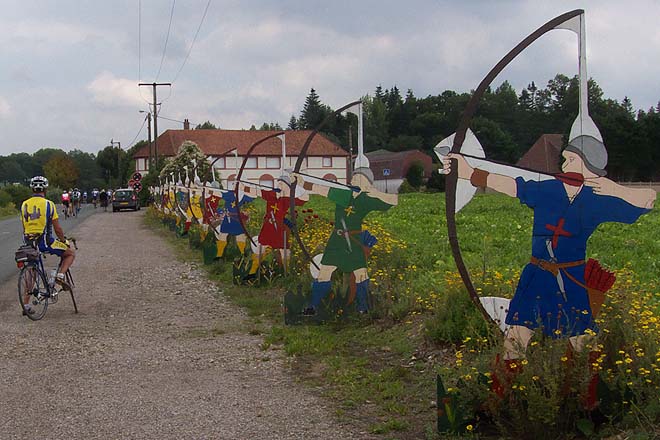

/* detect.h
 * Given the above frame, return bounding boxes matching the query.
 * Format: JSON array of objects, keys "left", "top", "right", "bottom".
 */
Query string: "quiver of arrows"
[{"left": 584, "top": 258, "right": 616, "bottom": 317}]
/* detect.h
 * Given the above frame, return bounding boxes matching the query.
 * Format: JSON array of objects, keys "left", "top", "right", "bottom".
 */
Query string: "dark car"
[{"left": 112, "top": 188, "right": 140, "bottom": 212}]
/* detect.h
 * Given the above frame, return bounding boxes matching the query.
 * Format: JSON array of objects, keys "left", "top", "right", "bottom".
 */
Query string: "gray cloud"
[{"left": 0, "top": 0, "right": 658, "bottom": 155}]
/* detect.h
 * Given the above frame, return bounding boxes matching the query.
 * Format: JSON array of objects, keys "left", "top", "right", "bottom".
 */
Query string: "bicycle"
[{"left": 15, "top": 237, "right": 79, "bottom": 321}]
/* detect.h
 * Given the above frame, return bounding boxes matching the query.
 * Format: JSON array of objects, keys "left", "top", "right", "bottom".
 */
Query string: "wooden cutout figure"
[
  {"left": 212, "top": 182, "right": 254, "bottom": 258},
  {"left": 445, "top": 139, "right": 655, "bottom": 350},
  {"left": 246, "top": 176, "right": 308, "bottom": 277},
  {"left": 295, "top": 166, "right": 397, "bottom": 316},
  {"left": 435, "top": 10, "right": 657, "bottom": 411}
]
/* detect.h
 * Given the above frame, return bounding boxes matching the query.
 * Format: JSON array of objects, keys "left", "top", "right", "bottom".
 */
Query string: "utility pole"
[
  {"left": 109, "top": 139, "right": 121, "bottom": 188},
  {"left": 138, "top": 82, "right": 171, "bottom": 168}
]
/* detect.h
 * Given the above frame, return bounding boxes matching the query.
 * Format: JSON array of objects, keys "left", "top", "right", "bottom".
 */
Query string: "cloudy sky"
[{"left": 0, "top": 0, "right": 658, "bottom": 155}]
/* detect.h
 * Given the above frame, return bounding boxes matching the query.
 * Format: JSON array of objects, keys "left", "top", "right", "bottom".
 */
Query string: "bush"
[
  {"left": 0, "top": 188, "right": 12, "bottom": 207},
  {"left": 405, "top": 161, "right": 425, "bottom": 189},
  {"left": 397, "top": 179, "right": 417, "bottom": 194},
  {"left": 426, "top": 169, "right": 446, "bottom": 192},
  {"left": 3, "top": 184, "right": 32, "bottom": 209},
  {"left": 425, "top": 287, "right": 490, "bottom": 344}
]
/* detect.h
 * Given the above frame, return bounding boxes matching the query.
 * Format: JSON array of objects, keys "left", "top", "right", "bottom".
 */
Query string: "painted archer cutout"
[
  {"left": 246, "top": 135, "right": 309, "bottom": 278},
  {"left": 436, "top": 10, "right": 657, "bottom": 409},
  {"left": 291, "top": 102, "right": 398, "bottom": 317}
]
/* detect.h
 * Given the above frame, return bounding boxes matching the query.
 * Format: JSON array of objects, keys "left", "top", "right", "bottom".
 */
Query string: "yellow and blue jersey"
[{"left": 21, "top": 195, "right": 58, "bottom": 237}]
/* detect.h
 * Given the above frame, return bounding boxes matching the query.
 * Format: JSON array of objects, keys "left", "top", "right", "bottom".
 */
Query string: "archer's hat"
[{"left": 565, "top": 135, "right": 608, "bottom": 177}]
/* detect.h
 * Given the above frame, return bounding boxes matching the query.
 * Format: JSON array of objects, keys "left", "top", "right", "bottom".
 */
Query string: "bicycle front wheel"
[{"left": 18, "top": 265, "right": 48, "bottom": 321}]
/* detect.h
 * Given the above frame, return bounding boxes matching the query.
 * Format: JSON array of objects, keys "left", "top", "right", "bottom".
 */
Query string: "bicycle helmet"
[{"left": 29, "top": 176, "right": 49, "bottom": 192}]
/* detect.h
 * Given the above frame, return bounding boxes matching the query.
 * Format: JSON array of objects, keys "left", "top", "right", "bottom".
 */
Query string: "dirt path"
[{"left": 0, "top": 211, "right": 367, "bottom": 439}]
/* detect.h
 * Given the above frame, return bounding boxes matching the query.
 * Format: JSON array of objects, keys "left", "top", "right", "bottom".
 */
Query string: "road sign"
[{"left": 383, "top": 168, "right": 391, "bottom": 177}]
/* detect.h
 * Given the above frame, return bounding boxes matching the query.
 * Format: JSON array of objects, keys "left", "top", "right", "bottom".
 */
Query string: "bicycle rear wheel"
[{"left": 18, "top": 266, "right": 48, "bottom": 321}]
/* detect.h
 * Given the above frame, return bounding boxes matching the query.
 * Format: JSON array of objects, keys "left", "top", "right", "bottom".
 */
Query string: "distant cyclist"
[
  {"left": 91, "top": 188, "right": 99, "bottom": 208},
  {"left": 61, "top": 190, "right": 71, "bottom": 218},
  {"left": 71, "top": 188, "right": 81, "bottom": 215},
  {"left": 21, "top": 176, "right": 75, "bottom": 313},
  {"left": 99, "top": 188, "right": 109, "bottom": 212},
  {"left": 82, "top": 191, "right": 88, "bottom": 204}
]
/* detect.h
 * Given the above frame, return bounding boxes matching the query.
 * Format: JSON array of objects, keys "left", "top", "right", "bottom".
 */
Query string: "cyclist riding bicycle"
[
  {"left": 82, "top": 191, "right": 88, "bottom": 204},
  {"left": 71, "top": 188, "right": 81, "bottom": 215},
  {"left": 91, "top": 188, "right": 99, "bottom": 208},
  {"left": 99, "top": 188, "right": 109, "bottom": 211},
  {"left": 21, "top": 176, "right": 75, "bottom": 313},
  {"left": 61, "top": 190, "right": 71, "bottom": 216}
]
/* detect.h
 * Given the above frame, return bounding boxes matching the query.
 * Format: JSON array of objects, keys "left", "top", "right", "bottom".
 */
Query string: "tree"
[
  {"left": 195, "top": 121, "right": 218, "bottom": 130},
  {"left": 287, "top": 115, "right": 299, "bottom": 130},
  {"left": 299, "top": 88, "right": 331, "bottom": 129},
  {"left": 259, "top": 122, "right": 283, "bottom": 130},
  {"left": 405, "top": 161, "right": 425, "bottom": 189},
  {"left": 0, "top": 159, "right": 26, "bottom": 184},
  {"left": 68, "top": 149, "right": 103, "bottom": 189},
  {"left": 43, "top": 153, "right": 79, "bottom": 189},
  {"left": 160, "top": 141, "right": 212, "bottom": 183}
]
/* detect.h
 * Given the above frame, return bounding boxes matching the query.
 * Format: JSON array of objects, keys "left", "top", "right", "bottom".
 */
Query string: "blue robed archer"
[{"left": 505, "top": 177, "right": 650, "bottom": 337}]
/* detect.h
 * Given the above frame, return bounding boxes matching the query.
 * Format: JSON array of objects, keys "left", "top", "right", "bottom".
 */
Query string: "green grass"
[{"left": 145, "top": 190, "right": 660, "bottom": 439}]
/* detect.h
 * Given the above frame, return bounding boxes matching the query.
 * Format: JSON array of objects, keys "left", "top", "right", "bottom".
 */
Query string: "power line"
[
  {"left": 155, "top": 0, "right": 177, "bottom": 81},
  {"left": 127, "top": 115, "right": 148, "bottom": 147},
  {"left": 159, "top": 115, "right": 198, "bottom": 127},
  {"left": 172, "top": 0, "right": 212, "bottom": 84},
  {"left": 138, "top": 0, "right": 142, "bottom": 81}
]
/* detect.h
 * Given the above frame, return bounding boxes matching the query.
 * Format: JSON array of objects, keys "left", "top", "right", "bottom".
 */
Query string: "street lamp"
[{"left": 109, "top": 139, "right": 121, "bottom": 187}]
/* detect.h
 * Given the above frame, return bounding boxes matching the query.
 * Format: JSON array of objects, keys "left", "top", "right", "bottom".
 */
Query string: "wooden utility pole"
[{"left": 138, "top": 82, "right": 171, "bottom": 168}]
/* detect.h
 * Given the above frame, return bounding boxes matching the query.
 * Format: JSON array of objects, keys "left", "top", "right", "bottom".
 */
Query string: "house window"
[
  {"left": 259, "top": 174, "right": 275, "bottom": 189},
  {"left": 265, "top": 157, "right": 281, "bottom": 169},
  {"left": 245, "top": 157, "right": 257, "bottom": 169},
  {"left": 144, "top": 159, "right": 149, "bottom": 171},
  {"left": 322, "top": 157, "right": 332, "bottom": 167}
]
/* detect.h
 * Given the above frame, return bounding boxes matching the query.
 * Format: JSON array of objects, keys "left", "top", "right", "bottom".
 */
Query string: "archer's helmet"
[{"left": 565, "top": 135, "right": 608, "bottom": 176}]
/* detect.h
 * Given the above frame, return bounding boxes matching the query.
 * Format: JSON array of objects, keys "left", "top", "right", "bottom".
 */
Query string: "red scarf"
[{"left": 555, "top": 172, "right": 584, "bottom": 187}]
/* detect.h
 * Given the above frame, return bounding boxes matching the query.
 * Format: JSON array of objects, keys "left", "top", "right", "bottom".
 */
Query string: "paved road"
[{"left": 0, "top": 204, "right": 100, "bottom": 282}]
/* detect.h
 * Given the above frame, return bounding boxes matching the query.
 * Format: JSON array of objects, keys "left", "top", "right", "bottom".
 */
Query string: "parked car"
[{"left": 112, "top": 188, "right": 140, "bottom": 212}]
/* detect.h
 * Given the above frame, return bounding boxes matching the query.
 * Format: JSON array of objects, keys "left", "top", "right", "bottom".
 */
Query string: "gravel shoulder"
[{"left": 0, "top": 210, "right": 367, "bottom": 439}]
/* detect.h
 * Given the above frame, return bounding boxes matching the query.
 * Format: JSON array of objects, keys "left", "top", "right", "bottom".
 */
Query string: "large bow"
[{"left": 445, "top": 9, "right": 586, "bottom": 329}]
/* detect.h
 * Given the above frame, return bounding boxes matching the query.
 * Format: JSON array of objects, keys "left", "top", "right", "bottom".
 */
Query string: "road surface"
[{"left": 0, "top": 210, "right": 367, "bottom": 439}]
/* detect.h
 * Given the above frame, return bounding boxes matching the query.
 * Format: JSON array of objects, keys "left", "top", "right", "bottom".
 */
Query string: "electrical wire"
[
  {"left": 171, "top": 0, "right": 212, "bottom": 84},
  {"left": 158, "top": 114, "right": 197, "bottom": 126},
  {"left": 127, "top": 115, "right": 148, "bottom": 148},
  {"left": 138, "top": 0, "right": 142, "bottom": 81},
  {"left": 155, "top": 0, "right": 177, "bottom": 81}
]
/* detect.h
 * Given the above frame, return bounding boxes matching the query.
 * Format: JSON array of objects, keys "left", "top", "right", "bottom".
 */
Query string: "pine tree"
[
  {"left": 299, "top": 88, "right": 327, "bottom": 129},
  {"left": 287, "top": 115, "right": 299, "bottom": 130}
]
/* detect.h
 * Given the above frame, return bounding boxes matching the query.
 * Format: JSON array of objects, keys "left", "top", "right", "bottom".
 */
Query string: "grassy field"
[{"left": 148, "top": 191, "right": 660, "bottom": 439}]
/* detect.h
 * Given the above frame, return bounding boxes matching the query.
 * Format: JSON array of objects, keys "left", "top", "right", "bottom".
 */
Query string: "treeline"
[
  {"left": 283, "top": 75, "right": 660, "bottom": 181},
  {"left": 0, "top": 141, "right": 148, "bottom": 191}
]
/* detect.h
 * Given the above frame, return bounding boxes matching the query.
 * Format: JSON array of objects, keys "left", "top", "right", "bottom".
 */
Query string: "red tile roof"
[
  {"left": 516, "top": 134, "right": 564, "bottom": 174},
  {"left": 133, "top": 129, "right": 349, "bottom": 158}
]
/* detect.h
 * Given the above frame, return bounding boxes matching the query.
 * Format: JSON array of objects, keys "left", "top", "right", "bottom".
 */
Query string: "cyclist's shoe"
[
  {"left": 22, "top": 305, "right": 35, "bottom": 316},
  {"left": 55, "top": 273, "right": 70, "bottom": 290}
]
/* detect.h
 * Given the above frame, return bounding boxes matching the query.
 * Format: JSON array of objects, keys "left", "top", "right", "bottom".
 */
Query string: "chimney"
[{"left": 183, "top": 118, "right": 190, "bottom": 130}]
